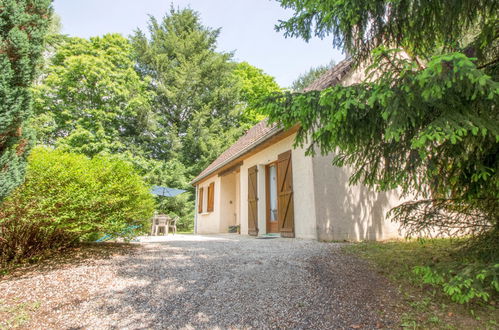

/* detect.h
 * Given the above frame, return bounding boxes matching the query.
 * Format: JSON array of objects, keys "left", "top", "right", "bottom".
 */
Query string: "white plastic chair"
[
  {"left": 168, "top": 217, "right": 179, "bottom": 235},
  {"left": 152, "top": 214, "right": 170, "bottom": 235}
]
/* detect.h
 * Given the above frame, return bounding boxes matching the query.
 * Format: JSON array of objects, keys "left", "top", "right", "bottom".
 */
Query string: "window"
[
  {"left": 198, "top": 187, "right": 204, "bottom": 213},
  {"left": 269, "top": 164, "right": 278, "bottom": 222},
  {"left": 207, "top": 182, "right": 215, "bottom": 212}
]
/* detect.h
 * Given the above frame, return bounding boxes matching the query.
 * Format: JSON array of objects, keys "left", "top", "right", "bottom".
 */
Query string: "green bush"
[
  {"left": 414, "top": 263, "right": 499, "bottom": 304},
  {"left": 0, "top": 147, "right": 154, "bottom": 265}
]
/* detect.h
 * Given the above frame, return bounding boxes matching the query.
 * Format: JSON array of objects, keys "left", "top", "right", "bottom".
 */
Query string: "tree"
[
  {"left": 131, "top": 8, "right": 244, "bottom": 174},
  {"left": 32, "top": 32, "right": 200, "bottom": 228},
  {"left": 267, "top": 1, "right": 498, "bottom": 248},
  {"left": 0, "top": 0, "right": 52, "bottom": 201},
  {"left": 291, "top": 60, "right": 335, "bottom": 92},
  {"left": 33, "top": 34, "right": 155, "bottom": 158},
  {"left": 233, "top": 62, "right": 281, "bottom": 126},
  {"left": 275, "top": 0, "right": 498, "bottom": 67}
]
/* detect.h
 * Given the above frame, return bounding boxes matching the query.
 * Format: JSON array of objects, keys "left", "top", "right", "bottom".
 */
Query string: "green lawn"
[
  {"left": 343, "top": 239, "right": 498, "bottom": 329},
  {"left": 176, "top": 230, "right": 194, "bottom": 234}
]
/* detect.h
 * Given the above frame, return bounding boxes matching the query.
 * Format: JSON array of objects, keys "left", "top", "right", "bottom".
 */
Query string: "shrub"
[
  {"left": 0, "top": 147, "right": 154, "bottom": 265},
  {"left": 414, "top": 263, "right": 499, "bottom": 304},
  {"left": 412, "top": 233, "right": 499, "bottom": 305}
]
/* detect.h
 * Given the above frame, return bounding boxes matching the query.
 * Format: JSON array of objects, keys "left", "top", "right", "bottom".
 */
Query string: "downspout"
[{"left": 194, "top": 185, "right": 198, "bottom": 234}]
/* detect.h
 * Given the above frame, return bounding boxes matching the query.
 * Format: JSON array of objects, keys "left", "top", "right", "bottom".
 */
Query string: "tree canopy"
[
  {"left": 0, "top": 0, "right": 52, "bottom": 201},
  {"left": 275, "top": 0, "right": 498, "bottom": 66},
  {"left": 33, "top": 34, "right": 155, "bottom": 158},
  {"left": 267, "top": 0, "right": 499, "bottom": 248},
  {"left": 233, "top": 61, "right": 281, "bottom": 126},
  {"left": 131, "top": 8, "right": 244, "bottom": 175},
  {"left": 31, "top": 7, "right": 281, "bottom": 230}
]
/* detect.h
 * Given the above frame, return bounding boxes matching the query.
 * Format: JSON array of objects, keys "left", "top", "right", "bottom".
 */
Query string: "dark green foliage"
[
  {"left": 272, "top": 1, "right": 499, "bottom": 308},
  {"left": 266, "top": 49, "right": 498, "bottom": 240},
  {"left": 131, "top": 8, "right": 244, "bottom": 176},
  {"left": 291, "top": 60, "right": 335, "bottom": 92},
  {"left": 346, "top": 240, "right": 498, "bottom": 326},
  {"left": 275, "top": 0, "right": 498, "bottom": 64},
  {"left": 0, "top": 0, "right": 52, "bottom": 201},
  {"left": 414, "top": 263, "right": 499, "bottom": 304},
  {"left": 268, "top": 1, "right": 499, "bottom": 246},
  {"left": 0, "top": 147, "right": 154, "bottom": 264}
]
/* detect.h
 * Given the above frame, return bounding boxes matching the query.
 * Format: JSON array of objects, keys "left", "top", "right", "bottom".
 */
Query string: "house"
[{"left": 191, "top": 59, "right": 406, "bottom": 241}]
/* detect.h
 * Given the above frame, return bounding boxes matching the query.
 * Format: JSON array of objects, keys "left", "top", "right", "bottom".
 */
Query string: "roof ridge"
[
  {"left": 303, "top": 57, "right": 353, "bottom": 92},
  {"left": 191, "top": 119, "right": 278, "bottom": 184}
]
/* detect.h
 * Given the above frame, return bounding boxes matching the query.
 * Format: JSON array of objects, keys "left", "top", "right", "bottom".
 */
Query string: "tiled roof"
[
  {"left": 192, "top": 119, "right": 280, "bottom": 183},
  {"left": 192, "top": 58, "right": 354, "bottom": 185},
  {"left": 303, "top": 58, "right": 353, "bottom": 91}
]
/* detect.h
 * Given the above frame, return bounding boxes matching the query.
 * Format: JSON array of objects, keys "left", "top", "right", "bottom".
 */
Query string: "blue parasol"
[{"left": 151, "top": 185, "right": 186, "bottom": 197}]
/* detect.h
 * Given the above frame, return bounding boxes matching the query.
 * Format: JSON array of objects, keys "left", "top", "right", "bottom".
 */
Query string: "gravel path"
[{"left": 0, "top": 235, "right": 401, "bottom": 329}]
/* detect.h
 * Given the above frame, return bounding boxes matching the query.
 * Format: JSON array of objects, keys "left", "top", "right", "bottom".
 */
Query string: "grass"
[
  {"left": 176, "top": 230, "right": 194, "bottom": 234},
  {"left": 0, "top": 299, "right": 41, "bottom": 329},
  {"left": 343, "top": 239, "right": 499, "bottom": 329}
]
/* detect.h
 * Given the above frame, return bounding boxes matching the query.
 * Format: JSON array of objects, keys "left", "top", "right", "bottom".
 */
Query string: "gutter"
[
  {"left": 190, "top": 125, "right": 284, "bottom": 185},
  {"left": 194, "top": 186, "right": 198, "bottom": 234}
]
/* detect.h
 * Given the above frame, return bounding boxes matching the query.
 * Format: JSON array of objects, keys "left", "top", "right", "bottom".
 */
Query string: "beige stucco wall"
[
  {"left": 310, "top": 61, "right": 405, "bottom": 241},
  {"left": 196, "top": 175, "right": 222, "bottom": 234},
  {"left": 220, "top": 172, "right": 238, "bottom": 230},
  {"left": 234, "top": 172, "right": 240, "bottom": 226},
  {"left": 311, "top": 153, "right": 404, "bottom": 241},
  {"left": 195, "top": 133, "right": 405, "bottom": 241},
  {"left": 239, "top": 133, "right": 318, "bottom": 239}
]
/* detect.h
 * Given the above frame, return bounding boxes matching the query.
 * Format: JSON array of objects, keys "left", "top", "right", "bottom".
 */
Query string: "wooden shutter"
[
  {"left": 207, "top": 182, "right": 215, "bottom": 212},
  {"left": 198, "top": 187, "right": 204, "bottom": 213},
  {"left": 277, "top": 150, "right": 295, "bottom": 237},
  {"left": 247, "top": 165, "right": 259, "bottom": 236}
]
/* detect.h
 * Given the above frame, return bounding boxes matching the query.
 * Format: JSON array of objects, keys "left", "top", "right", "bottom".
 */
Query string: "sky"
[{"left": 53, "top": 0, "right": 344, "bottom": 87}]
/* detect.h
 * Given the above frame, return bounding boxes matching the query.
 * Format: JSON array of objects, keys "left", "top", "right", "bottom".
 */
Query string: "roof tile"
[
  {"left": 193, "top": 119, "right": 278, "bottom": 183},
  {"left": 303, "top": 58, "right": 353, "bottom": 92}
]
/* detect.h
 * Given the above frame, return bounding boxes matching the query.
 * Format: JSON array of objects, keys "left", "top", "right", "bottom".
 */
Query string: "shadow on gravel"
[
  {"left": 82, "top": 237, "right": 401, "bottom": 329},
  {"left": 0, "top": 243, "right": 137, "bottom": 280}
]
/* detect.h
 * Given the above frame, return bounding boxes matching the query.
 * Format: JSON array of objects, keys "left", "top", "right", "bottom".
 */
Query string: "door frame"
[{"left": 265, "top": 161, "right": 279, "bottom": 233}]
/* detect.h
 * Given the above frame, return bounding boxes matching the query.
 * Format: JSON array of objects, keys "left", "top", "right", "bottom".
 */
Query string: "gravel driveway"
[{"left": 0, "top": 235, "right": 401, "bottom": 329}]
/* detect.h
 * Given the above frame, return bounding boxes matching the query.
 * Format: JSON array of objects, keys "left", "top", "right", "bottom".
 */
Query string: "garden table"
[{"left": 151, "top": 214, "right": 172, "bottom": 235}]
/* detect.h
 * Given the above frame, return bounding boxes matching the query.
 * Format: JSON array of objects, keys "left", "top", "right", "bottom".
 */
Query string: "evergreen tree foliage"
[
  {"left": 131, "top": 8, "right": 244, "bottom": 175},
  {"left": 291, "top": 60, "right": 336, "bottom": 92},
  {"left": 275, "top": 0, "right": 498, "bottom": 65},
  {"left": 0, "top": 0, "right": 52, "bottom": 201},
  {"left": 267, "top": 1, "right": 499, "bottom": 245}
]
